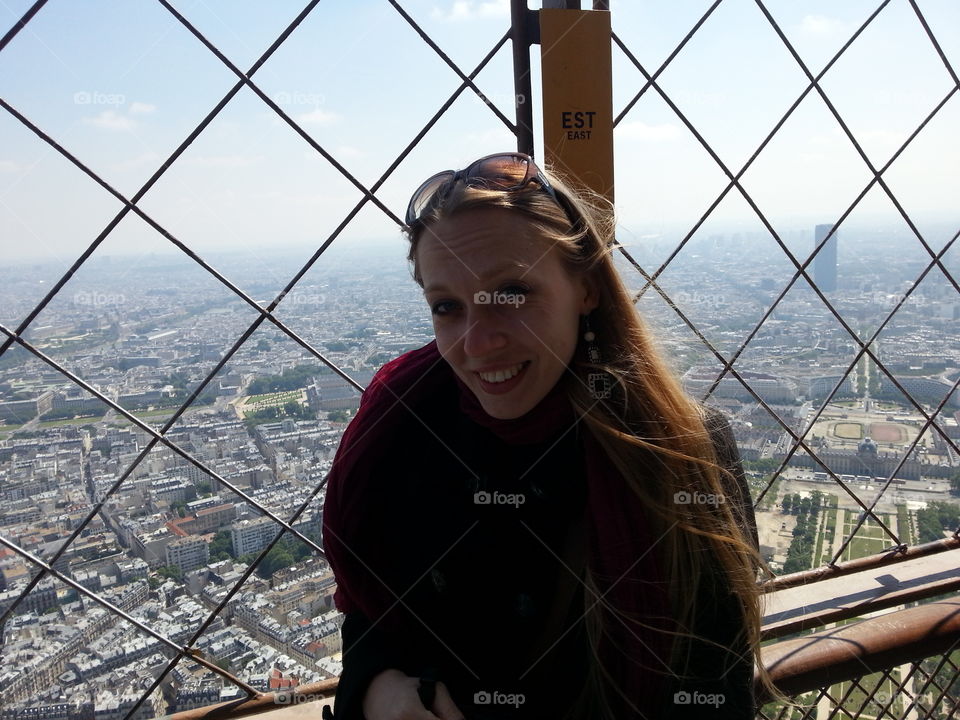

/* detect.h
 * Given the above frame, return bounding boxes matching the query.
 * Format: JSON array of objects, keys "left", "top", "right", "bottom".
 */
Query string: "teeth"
[{"left": 479, "top": 362, "right": 525, "bottom": 383}]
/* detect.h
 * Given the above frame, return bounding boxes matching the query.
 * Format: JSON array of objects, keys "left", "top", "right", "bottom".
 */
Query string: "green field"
[
  {"left": 841, "top": 511, "right": 896, "bottom": 561},
  {"left": 834, "top": 422, "right": 864, "bottom": 440},
  {"left": 242, "top": 390, "right": 305, "bottom": 417}
]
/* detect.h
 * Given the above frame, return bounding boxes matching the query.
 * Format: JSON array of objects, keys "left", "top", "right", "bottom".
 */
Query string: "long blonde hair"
[{"left": 405, "top": 166, "right": 783, "bottom": 716}]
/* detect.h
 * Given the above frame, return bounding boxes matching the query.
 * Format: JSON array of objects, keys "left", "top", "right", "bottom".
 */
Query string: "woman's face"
[{"left": 416, "top": 206, "right": 598, "bottom": 420}]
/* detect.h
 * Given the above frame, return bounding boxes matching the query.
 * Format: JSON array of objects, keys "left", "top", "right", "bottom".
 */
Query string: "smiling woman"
[{"left": 321, "top": 153, "right": 783, "bottom": 719}]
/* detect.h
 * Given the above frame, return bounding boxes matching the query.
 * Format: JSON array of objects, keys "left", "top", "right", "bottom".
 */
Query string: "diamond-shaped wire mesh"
[{"left": 0, "top": 1, "right": 957, "bottom": 718}]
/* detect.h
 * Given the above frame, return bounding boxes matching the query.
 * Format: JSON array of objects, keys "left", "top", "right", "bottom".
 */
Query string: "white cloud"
[
  {"left": 294, "top": 108, "right": 339, "bottom": 126},
  {"left": 616, "top": 121, "right": 683, "bottom": 142},
  {"left": 0, "top": 160, "right": 19, "bottom": 172},
  {"left": 336, "top": 145, "right": 365, "bottom": 159},
  {"left": 430, "top": 0, "right": 509, "bottom": 22},
  {"left": 83, "top": 110, "right": 135, "bottom": 131},
  {"left": 129, "top": 102, "right": 156, "bottom": 115},
  {"left": 800, "top": 15, "right": 844, "bottom": 36}
]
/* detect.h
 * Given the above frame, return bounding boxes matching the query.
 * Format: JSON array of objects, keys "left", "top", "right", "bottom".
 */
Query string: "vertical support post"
[
  {"left": 539, "top": 6, "right": 614, "bottom": 202},
  {"left": 510, "top": 0, "right": 535, "bottom": 156}
]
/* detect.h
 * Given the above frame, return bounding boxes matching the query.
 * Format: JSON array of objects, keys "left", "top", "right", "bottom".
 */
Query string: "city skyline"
[{"left": 1, "top": 0, "right": 958, "bottom": 265}]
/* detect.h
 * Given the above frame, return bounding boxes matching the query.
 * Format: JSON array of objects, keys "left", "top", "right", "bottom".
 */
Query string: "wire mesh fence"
[{"left": 0, "top": 1, "right": 957, "bottom": 717}]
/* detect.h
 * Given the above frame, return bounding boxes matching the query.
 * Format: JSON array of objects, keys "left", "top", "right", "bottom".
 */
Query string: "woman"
[{"left": 322, "top": 153, "right": 775, "bottom": 719}]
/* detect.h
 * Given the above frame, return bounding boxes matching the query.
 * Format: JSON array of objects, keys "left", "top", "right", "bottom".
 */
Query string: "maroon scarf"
[{"left": 322, "top": 340, "right": 671, "bottom": 716}]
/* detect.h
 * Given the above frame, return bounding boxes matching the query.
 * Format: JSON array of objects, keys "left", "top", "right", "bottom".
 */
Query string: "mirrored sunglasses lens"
[
  {"left": 411, "top": 173, "right": 454, "bottom": 221},
  {"left": 472, "top": 155, "right": 530, "bottom": 189}
]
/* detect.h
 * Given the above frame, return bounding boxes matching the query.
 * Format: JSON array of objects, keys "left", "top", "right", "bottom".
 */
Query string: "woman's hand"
[{"left": 362, "top": 668, "right": 465, "bottom": 720}]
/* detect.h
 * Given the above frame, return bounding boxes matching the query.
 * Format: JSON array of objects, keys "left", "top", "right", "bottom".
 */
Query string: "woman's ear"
[{"left": 578, "top": 271, "right": 601, "bottom": 314}]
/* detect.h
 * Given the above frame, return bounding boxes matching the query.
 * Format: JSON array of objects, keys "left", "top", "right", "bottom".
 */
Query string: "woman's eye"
[
  {"left": 431, "top": 300, "right": 458, "bottom": 316},
  {"left": 500, "top": 284, "right": 529, "bottom": 297}
]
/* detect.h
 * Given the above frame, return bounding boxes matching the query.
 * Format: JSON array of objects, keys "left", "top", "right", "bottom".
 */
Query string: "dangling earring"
[
  {"left": 582, "top": 313, "right": 611, "bottom": 400},
  {"left": 582, "top": 313, "right": 602, "bottom": 364}
]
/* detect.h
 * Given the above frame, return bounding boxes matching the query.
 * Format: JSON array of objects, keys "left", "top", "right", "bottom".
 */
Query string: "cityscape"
[{"left": 0, "top": 222, "right": 958, "bottom": 718}]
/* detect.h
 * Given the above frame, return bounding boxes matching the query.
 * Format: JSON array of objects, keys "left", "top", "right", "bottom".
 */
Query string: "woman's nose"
[{"left": 462, "top": 306, "right": 508, "bottom": 358}]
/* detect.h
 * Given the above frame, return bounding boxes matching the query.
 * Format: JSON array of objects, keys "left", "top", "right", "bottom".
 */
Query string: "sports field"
[
  {"left": 833, "top": 422, "right": 863, "bottom": 440},
  {"left": 868, "top": 422, "right": 906, "bottom": 443}
]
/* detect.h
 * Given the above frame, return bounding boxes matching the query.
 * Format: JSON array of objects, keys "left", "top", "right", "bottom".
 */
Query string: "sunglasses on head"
[{"left": 404, "top": 152, "right": 562, "bottom": 227}]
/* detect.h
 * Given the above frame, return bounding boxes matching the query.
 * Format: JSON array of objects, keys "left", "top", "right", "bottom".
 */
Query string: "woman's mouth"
[{"left": 476, "top": 361, "right": 531, "bottom": 395}]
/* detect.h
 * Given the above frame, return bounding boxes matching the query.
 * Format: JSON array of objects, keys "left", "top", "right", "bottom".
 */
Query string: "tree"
[
  {"left": 283, "top": 400, "right": 301, "bottom": 417},
  {"left": 210, "top": 530, "right": 233, "bottom": 561},
  {"left": 950, "top": 473, "right": 960, "bottom": 497},
  {"left": 157, "top": 565, "right": 182, "bottom": 582},
  {"left": 781, "top": 494, "right": 792, "bottom": 514}
]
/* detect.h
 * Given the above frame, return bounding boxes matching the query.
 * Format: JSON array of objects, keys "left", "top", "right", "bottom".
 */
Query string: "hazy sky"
[{"left": 0, "top": 0, "right": 958, "bottom": 268}]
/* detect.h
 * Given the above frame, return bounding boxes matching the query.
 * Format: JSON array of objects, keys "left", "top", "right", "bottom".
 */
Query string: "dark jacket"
[{"left": 324, "top": 402, "right": 758, "bottom": 720}]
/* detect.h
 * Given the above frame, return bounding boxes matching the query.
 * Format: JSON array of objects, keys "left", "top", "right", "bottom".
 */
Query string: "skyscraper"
[{"left": 813, "top": 224, "right": 838, "bottom": 293}]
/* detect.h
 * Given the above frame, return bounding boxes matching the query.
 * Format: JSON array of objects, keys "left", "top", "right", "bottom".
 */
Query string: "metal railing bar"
[
  {"left": 910, "top": 0, "right": 960, "bottom": 88},
  {"left": 387, "top": 0, "right": 516, "bottom": 133},
  {"left": 612, "top": 0, "right": 723, "bottom": 127},
  {"left": 761, "top": 536, "right": 959, "bottom": 593},
  {"left": 0, "top": 534, "right": 262, "bottom": 699},
  {"left": 0, "top": 0, "right": 47, "bottom": 53},
  {"left": 510, "top": 0, "right": 534, "bottom": 154},
  {"left": 0, "top": 0, "right": 324, "bottom": 363},
  {"left": 156, "top": 0, "right": 404, "bottom": 228},
  {"left": 0, "top": 96, "right": 365, "bottom": 394}
]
